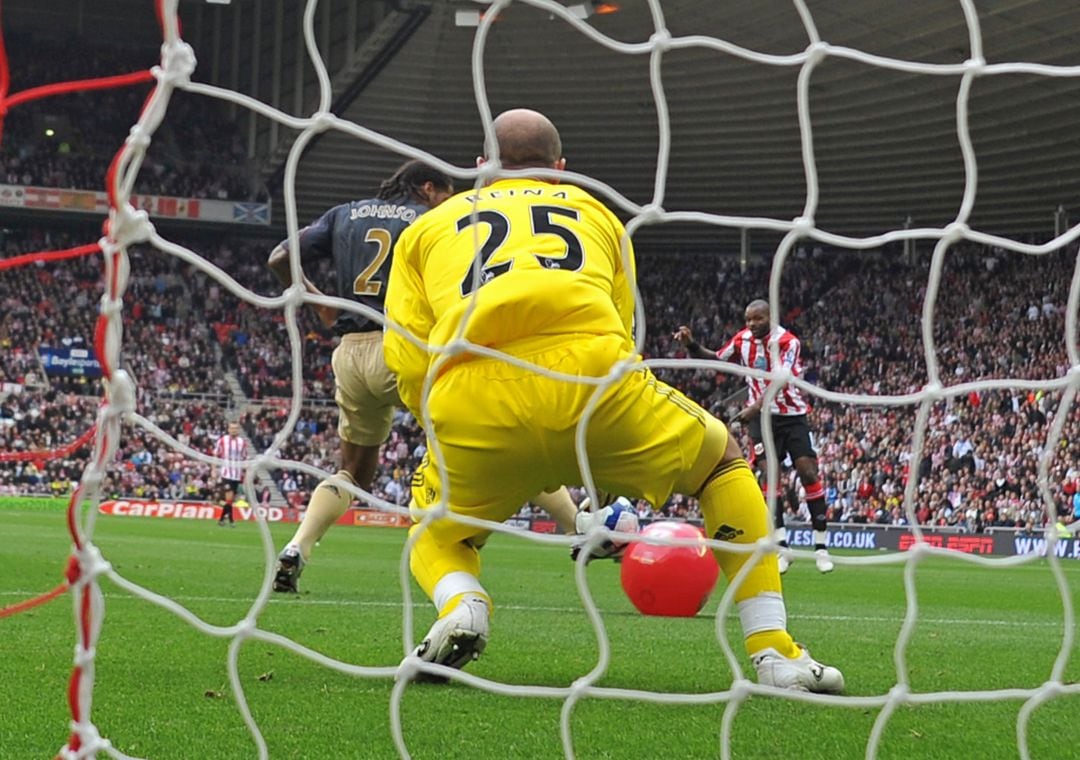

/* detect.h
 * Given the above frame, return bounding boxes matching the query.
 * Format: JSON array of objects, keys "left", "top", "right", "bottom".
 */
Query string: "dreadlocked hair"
[{"left": 376, "top": 160, "right": 453, "bottom": 201}]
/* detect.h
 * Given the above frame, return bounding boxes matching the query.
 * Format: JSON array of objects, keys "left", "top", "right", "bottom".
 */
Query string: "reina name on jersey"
[
  {"left": 349, "top": 202, "right": 419, "bottom": 222},
  {"left": 464, "top": 187, "right": 570, "bottom": 202}
]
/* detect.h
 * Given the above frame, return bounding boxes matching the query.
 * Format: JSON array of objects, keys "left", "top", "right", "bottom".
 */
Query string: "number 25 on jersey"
[{"left": 457, "top": 204, "right": 585, "bottom": 296}]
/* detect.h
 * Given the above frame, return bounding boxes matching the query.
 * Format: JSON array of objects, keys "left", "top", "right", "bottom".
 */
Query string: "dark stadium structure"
[{"left": 7, "top": 0, "right": 1080, "bottom": 250}]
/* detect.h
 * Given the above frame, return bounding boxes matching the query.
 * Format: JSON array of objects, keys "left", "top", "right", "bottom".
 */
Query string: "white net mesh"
[{"left": 45, "top": 0, "right": 1080, "bottom": 758}]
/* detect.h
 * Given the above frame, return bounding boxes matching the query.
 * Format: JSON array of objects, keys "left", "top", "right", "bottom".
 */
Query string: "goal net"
[{"left": 3, "top": 0, "right": 1079, "bottom": 758}]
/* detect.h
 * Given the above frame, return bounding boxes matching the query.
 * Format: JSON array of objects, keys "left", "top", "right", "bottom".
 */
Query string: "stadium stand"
[
  {"left": 0, "top": 8, "right": 1075, "bottom": 528},
  {"left": 0, "top": 33, "right": 258, "bottom": 201},
  {"left": 3, "top": 213, "right": 1077, "bottom": 531},
  {"left": 653, "top": 245, "right": 1080, "bottom": 531}
]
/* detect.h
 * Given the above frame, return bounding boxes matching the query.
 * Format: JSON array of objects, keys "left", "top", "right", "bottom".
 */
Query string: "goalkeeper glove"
[{"left": 570, "top": 496, "right": 640, "bottom": 563}]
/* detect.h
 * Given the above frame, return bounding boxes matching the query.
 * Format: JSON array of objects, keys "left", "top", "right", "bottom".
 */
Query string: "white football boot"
[
  {"left": 412, "top": 595, "right": 490, "bottom": 681},
  {"left": 752, "top": 645, "right": 845, "bottom": 693},
  {"left": 777, "top": 548, "right": 793, "bottom": 575},
  {"left": 815, "top": 548, "right": 835, "bottom": 574},
  {"left": 775, "top": 527, "right": 792, "bottom": 574}
]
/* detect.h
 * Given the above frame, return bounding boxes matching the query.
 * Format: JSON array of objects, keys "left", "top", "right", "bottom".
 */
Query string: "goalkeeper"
[
  {"left": 267, "top": 160, "right": 583, "bottom": 592},
  {"left": 384, "top": 108, "right": 844, "bottom": 692}
]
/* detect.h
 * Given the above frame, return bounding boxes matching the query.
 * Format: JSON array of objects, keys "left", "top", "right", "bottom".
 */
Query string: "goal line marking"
[{"left": 0, "top": 590, "right": 1061, "bottom": 628}]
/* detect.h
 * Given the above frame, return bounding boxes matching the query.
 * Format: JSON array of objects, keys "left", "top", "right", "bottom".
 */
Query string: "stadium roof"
[
  {"left": 281, "top": 0, "right": 1080, "bottom": 253},
  {"left": 9, "top": 0, "right": 1080, "bottom": 252}
]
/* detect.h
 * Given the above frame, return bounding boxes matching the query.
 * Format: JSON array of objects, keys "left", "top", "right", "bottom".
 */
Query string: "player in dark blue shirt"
[{"left": 268, "top": 160, "right": 455, "bottom": 592}]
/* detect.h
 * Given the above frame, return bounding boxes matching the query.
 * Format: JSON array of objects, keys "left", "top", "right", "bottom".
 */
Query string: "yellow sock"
[
  {"left": 440, "top": 591, "right": 493, "bottom": 618},
  {"left": 698, "top": 459, "right": 798, "bottom": 659},
  {"left": 745, "top": 631, "right": 801, "bottom": 659},
  {"left": 289, "top": 470, "right": 356, "bottom": 560}
]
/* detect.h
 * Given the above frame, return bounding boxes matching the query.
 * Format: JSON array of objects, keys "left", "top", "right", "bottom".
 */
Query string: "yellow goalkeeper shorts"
[{"left": 410, "top": 333, "right": 728, "bottom": 546}]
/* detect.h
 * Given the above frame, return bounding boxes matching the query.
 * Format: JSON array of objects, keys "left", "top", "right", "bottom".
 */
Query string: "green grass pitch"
[{"left": 3, "top": 499, "right": 1079, "bottom": 759}]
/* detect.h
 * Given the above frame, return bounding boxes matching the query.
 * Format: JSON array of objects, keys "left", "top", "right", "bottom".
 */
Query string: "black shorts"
[
  {"left": 747, "top": 414, "right": 816, "bottom": 462},
  {"left": 221, "top": 478, "right": 242, "bottom": 495}
]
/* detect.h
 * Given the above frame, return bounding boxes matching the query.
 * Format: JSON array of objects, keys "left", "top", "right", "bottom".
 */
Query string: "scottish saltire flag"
[{"left": 232, "top": 202, "right": 271, "bottom": 225}]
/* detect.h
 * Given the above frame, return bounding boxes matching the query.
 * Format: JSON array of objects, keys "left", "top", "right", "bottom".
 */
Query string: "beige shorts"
[{"left": 333, "top": 331, "right": 400, "bottom": 446}]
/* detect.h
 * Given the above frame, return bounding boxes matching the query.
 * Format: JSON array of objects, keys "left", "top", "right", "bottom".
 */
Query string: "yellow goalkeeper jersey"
[{"left": 384, "top": 177, "right": 636, "bottom": 417}]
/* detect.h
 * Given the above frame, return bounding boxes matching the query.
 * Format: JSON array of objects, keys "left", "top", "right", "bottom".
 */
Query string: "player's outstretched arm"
[
  {"left": 267, "top": 243, "right": 293, "bottom": 286},
  {"left": 672, "top": 325, "right": 717, "bottom": 361},
  {"left": 733, "top": 399, "right": 764, "bottom": 423}
]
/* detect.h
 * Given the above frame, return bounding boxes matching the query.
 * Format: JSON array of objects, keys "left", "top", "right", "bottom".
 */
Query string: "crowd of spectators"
[
  {"left": 648, "top": 245, "right": 1080, "bottom": 533},
  {"left": 0, "top": 390, "right": 96, "bottom": 497},
  {"left": 1, "top": 34, "right": 258, "bottom": 202},
  {"left": 0, "top": 390, "right": 420, "bottom": 513},
  {"left": 0, "top": 227, "right": 234, "bottom": 398},
  {"left": 2, "top": 24, "right": 1076, "bottom": 537},
  {"left": 2, "top": 217, "right": 1078, "bottom": 535},
  {"left": 242, "top": 401, "right": 420, "bottom": 510},
  {"left": 183, "top": 238, "right": 338, "bottom": 402},
  {"left": 0, "top": 224, "right": 341, "bottom": 506},
  {"left": 0, "top": 388, "right": 280, "bottom": 505}
]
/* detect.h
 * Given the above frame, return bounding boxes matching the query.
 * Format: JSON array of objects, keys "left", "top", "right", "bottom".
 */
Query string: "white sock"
[{"left": 433, "top": 572, "right": 488, "bottom": 616}]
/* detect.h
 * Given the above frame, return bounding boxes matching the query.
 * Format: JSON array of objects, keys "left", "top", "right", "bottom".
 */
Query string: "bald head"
[{"left": 490, "top": 109, "right": 563, "bottom": 170}]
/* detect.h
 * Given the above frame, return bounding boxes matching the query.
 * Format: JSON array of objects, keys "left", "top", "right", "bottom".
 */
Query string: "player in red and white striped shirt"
[
  {"left": 212, "top": 421, "right": 249, "bottom": 526},
  {"left": 675, "top": 299, "right": 833, "bottom": 573}
]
